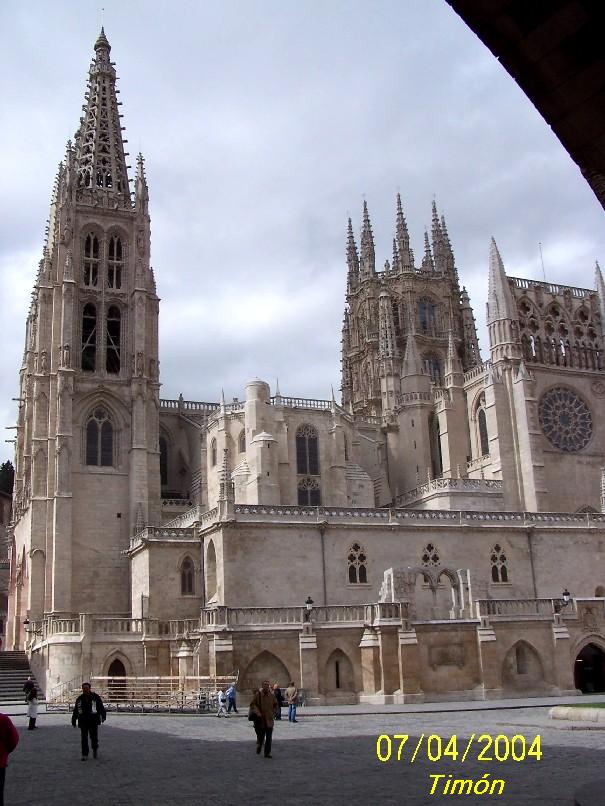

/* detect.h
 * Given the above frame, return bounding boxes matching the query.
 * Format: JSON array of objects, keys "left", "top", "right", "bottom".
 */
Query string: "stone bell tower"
[{"left": 8, "top": 29, "right": 160, "bottom": 645}]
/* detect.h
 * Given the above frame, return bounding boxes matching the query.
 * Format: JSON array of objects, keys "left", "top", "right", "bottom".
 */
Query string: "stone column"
[
  {"left": 359, "top": 628, "right": 381, "bottom": 700},
  {"left": 476, "top": 620, "right": 501, "bottom": 699},
  {"left": 378, "top": 626, "right": 400, "bottom": 697},
  {"left": 398, "top": 628, "right": 423, "bottom": 702},
  {"left": 176, "top": 639, "right": 195, "bottom": 686},
  {"left": 551, "top": 617, "right": 576, "bottom": 694},
  {"left": 299, "top": 630, "right": 322, "bottom": 704}
]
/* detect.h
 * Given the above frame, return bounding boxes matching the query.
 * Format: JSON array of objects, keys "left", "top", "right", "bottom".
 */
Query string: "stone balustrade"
[
  {"left": 129, "top": 525, "right": 196, "bottom": 550},
  {"left": 463, "top": 361, "right": 490, "bottom": 383},
  {"left": 159, "top": 398, "right": 219, "bottom": 413},
  {"left": 271, "top": 395, "right": 333, "bottom": 410},
  {"left": 200, "top": 601, "right": 409, "bottom": 629},
  {"left": 466, "top": 454, "right": 490, "bottom": 472},
  {"left": 510, "top": 276, "right": 591, "bottom": 298},
  {"left": 93, "top": 617, "right": 144, "bottom": 634},
  {"left": 475, "top": 598, "right": 557, "bottom": 619},
  {"left": 396, "top": 477, "right": 503, "bottom": 507}
]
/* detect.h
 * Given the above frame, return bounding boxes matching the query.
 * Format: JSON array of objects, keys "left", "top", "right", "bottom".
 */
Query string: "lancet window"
[
  {"left": 423, "top": 354, "right": 442, "bottom": 384},
  {"left": 83, "top": 233, "right": 100, "bottom": 287},
  {"left": 347, "top": 543, "right": 368, "bottom": 584},
  {"left": 238, "top": 431, "right": 246, "bottom": 453},
  {"left": 180, "top": 557, "right": 195, "bottom": 595},
  {"left": 490, "top": 544, "right": 509, "bottom": 583},
  {"left": 81, "top": 303, "right": 97, "bottom": 372},
  {"left": 159, "top": 436, "right": 168, "bottom": 488},
  {"left": 106, "top": 306, "right": 121, "bottom": 374},
  {"left": 418, "top": 299, "right": 437, "bottom": 334},
  {"left": 107, "top": 235, "right": 123, "bottom": 289},
  {"left": 296, "top": 425, "right": 319, "bottom": 476},
  {"left": 210, "top": 438, "right": 217, "bottom": 466},
  {"left": 85, "top": 407, "right": 114, "bottom": 467}
]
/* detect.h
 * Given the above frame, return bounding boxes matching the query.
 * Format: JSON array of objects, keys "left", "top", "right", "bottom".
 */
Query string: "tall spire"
[
  {"left": 440, "top": 212, "right": 458, "bottom": 282},
  {"left": 346, "top": 217, "right": 359, "bottom": 291},
  {"left": 420, "top": 230, "right": 434, "bottom": 272},
  {"left": 73, "top": 29, "right": 131, "bottom": 205},
  {"left": 134, "top": 152, "right": 149, "bottom": 213},
  {"left": 431, "top": 200, "right": 447, "bottom": 274},
  {"left": 486, "top": 238, "right": 516, "bottom": 324},
  {"left": 595, "top": 260, "right": 605, "bottom": 328},
  {"left": 395, "top": 193, "right": 414, "bottom": 271},
  {"left": 359, "top": 201, "right": 376, "bottom": 276}
]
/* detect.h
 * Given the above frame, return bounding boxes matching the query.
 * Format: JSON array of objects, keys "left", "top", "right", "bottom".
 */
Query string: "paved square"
[{"left": 5, "top": 706, "right": 604, "bottom": 805}]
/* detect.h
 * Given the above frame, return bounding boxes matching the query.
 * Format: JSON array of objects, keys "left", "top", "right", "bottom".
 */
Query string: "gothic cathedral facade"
[{"left": 8, "top": 31, "right": 605, "bottom": 703}]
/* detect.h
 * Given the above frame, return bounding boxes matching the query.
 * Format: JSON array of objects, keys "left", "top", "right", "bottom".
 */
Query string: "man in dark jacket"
[
  {"left": 249, "top": 680, "right": 278, "bottom": 758},
  {"left": 71, "top": 682, "right": 106, "bottom": 761}
]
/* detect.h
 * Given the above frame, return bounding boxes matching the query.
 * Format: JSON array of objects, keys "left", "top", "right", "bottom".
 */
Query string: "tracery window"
[
  {"left": 297, "top": 476, "right": 321, "bottom": 506},
  {"left": 210, "top": 438, "right": 217, "bottom": 466},
  {"left": 85, "top": 407, "right": 114, "bottom": 467},
  {"left": 347, "top": 543, "right": 368, "bottom": 584},
  {"left": 421, "top": 543, "right": 440, "bottom": 567},
  {"left": 296, "top": 424, "right": 319, "bottom": 475},
  {"left": 180, "top": 557, "right": 195, "bottom": 595},
  {"left": 81, "top": 303, "right": 97, "bottom": 372},
  {"left": 538, "top": 387, "right": 593, "bottom": 453},
  {"left": 106, "top": 306, "right": 121, "bottom": 374},
  {"left": 418, "top": 299, "right": 437, "bottom": 334},
  {"left": 107, "top": 235, "right": 123, "bottom": 289},
  {"left": 83, "top": 233, "right": 99, "bottom": 287},
  {"left": 490, "top": 544, "right": 508, "bottom": 583},
  {"left": 423, "top": 354, "right": 442, "bottom": 384}
]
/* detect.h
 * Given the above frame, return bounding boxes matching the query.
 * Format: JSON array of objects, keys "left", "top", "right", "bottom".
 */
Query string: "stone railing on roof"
[
  {"left": 129, "top": 525, "right": 196, "bottom": 550},
  {"left": 163, "top": 506, "right": 203, "bottom": 528},
  {"left": 475, "top": 598, "right": 562, "bottom": 620},
  {"left": 399, "top": 391, "right": 433, "bottom": 405},
  {"left": 466, "top": 454, "right": 491, "bottom": 472},
  {"left": 396, "top": 477, "right": 503, "bottom": 507},
  {"left": 230, "top": 503, "right": 605, "bottom": 529},
  {"left": 271, "top": 395, "right": 333, "bottom": 410},
  {"left": 510, "top": 276, "right": 592, "bottom": 299},
  {"left": 200, "top": 602, "right": 408, "bottom": 629},
  {"left": 463, "top": 361, "right": 490, "bottom": 383},
  {"left": 160, "top": 398, "right": 220, "bottom": 413}
]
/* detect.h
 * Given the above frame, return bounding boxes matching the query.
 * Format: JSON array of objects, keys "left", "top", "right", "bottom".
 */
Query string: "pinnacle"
[{"left": 94, "top": 27, "right": 111, "bottom": 52}]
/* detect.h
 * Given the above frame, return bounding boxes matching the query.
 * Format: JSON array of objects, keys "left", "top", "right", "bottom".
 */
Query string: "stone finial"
[
  {"left": 395, "top": 193, "right": 414, "bottom": 271},
  {"left": 486, "top": 237, "right": 516, "bottom": 324},
  {"left": 218, "top": 448, "right": 234, "bottom": 503},
  {"left": 359, "top": 200, "right": 375, "bottom": 275},
  {"left": 94, "top": 27, "right": 111, "bottom": 53},
  {"left": 420, "top": 230, "right": 434, "bottom": 272},
  {"left": 346, "top": 217, "right": 359, "bottom": 286}
]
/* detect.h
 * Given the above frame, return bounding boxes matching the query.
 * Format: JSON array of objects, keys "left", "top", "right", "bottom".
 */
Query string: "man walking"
[
  {"left": 249, "top": 680, "right": 277, "bottom": 758},
  {"left": 285, "top": 681, "right": 299, "bottom": 722},
  {"left": 0, "top": 711, "right": 18, "bottom": 806},
  {"left": 71, "top": 682, "right": 106, "bottom": 760},
  {"left": 226, "top": 683, "right": 238, "bottom": 713}
]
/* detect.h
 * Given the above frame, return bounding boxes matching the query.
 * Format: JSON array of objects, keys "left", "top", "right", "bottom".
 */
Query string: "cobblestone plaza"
[{"left": 5, "top": 704, "right": 605, "bottom": 805}]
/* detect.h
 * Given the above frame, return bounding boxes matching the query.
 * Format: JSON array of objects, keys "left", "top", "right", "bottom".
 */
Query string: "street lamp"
[
  {"left": 554, "top": 588, "right": 571, "bottom": 614},
  {"left": 304, "top": 596, "right": 314, "bottom": 622},
  {"left": 23, "top": 619, "right": 42, "bottom": 636}
]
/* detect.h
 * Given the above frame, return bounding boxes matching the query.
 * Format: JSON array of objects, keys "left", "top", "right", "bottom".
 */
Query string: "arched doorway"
[
  {"left": 107, "top": 658, "right": 127, "bottom": 702},
  {"left": 575, "top": 644, "right": 605, "bottom": 693}
]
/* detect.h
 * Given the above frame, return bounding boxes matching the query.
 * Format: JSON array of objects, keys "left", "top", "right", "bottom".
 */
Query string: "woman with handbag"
[{"left": 249, "top": 680, "right": 277, "bottom": 758}]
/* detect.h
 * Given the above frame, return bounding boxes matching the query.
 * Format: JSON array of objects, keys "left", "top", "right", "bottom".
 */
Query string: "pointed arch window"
[
  {"left": 85, "top": 407, "right": 114, "bottom": 467},
  {"left": 347, "top": 543, "right": 368, "bottom": 584},
  {"left": 83, "top": 233, "right": 99, "bottom": 287},
  {"left": 297, "top": 476, "right": 321, "bottom": 506},
  {"left": 418, "top": 299, "right": 437, "bottom": 334},
  {"left": 210, "top": 438, "right": 217, "bottom": 466},
  {"left": 106, "top": 306, "right": 121, "bottom": 374},
  {"left": 81, "top": 303, "right": 97, "bottom": 371},
  {"left": 107, "top": 236, "right": 123, "bottom": 289},
  {"left": 490, "top": 544, "right": 509, "bottom": 583},
  {"left": 159, "top": 436, "right": 168, "bottom": 488},
  {"left": 238, "top": 431, "right": 246, "bottom": 453},
  {"left": 180, "top": 556, "right": 195, "bottom": 596},
  {"left": 423, "top": 354, "right": 442, "bottom": 384},
  {"left": 296, "top": 424, "right": 319, "bottom": 475},
  {"left": 478, "top": 408, "right": 489, "bottom": 456}
]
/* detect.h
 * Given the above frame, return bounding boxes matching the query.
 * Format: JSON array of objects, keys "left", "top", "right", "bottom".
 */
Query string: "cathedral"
[{"left": 7, "top": 30, "right": 605, "bottom": 704}]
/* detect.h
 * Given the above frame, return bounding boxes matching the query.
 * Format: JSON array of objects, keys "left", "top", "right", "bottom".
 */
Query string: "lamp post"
[
  {"left": 304, "top": 596, "right": 314, "bottom": 622},
  {"left": 22, "top": 619, "right": 42, "bottom": 637},
  {"left": 554, "top": 588, "right": 571, "bottom": 614}
]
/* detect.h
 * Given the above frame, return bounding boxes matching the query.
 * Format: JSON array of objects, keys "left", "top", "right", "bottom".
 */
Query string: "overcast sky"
[{"left": 1, "top": 0, "right": 605, "bottom": 464}]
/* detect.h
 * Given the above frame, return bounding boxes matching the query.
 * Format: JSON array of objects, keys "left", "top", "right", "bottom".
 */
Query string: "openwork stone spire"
[
  {"left": 74, "top": 29, "right": 131, "bottom": 202},
  {"left": 420, "top": 230, "right": 435, "bottom": 272},
  {"left": 487, "top": 238, "right": 516, "bottom": 323},
  {"left": 395, "top": 193, "right": 414, "bottom": 271},
  {"left": 595, "top": 260, "right": 605, "bottom": 329},
  {"left": 359, "top": 201, "right": 376, "bottom": 276},
  {"left": 378, "top": 290, "right": 400, "bottom": 361},
  {"left": 346, "top": 217, "right": 359, "bottom": 290}
]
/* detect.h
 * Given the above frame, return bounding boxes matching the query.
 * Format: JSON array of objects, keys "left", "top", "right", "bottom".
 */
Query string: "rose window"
[{"left": 538, "top": 387, "right": 593, "bottom": 452}]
